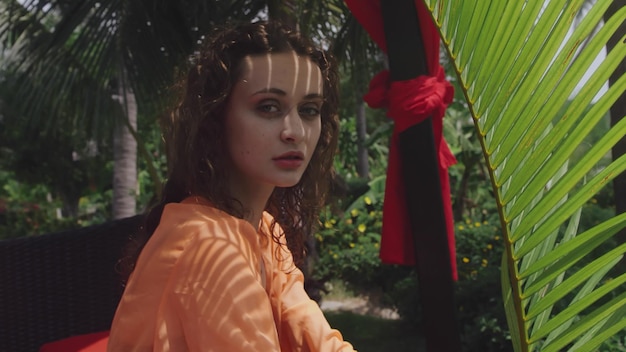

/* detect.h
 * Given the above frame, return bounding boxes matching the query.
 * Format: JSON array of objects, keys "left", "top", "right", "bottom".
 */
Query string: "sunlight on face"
[
  {"left": 247, "top": 52, "right": 322, "bottom": 98},
  {"left": 224, "top": 52, "right": 324, "bottom": 198}
]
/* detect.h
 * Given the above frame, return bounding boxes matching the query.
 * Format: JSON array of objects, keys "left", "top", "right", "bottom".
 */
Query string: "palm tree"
[
  {"left": 0, "top": 0, "right": 266, "bottom": 219},
  {"left": 1, "top": 0, "right": 377, "bottom": 220},
  {"left": 422, "top": 1, "right": 625, "bottom": 350},
  {"left": 605, "top": 0, "right": 626, "bottom": 267}
]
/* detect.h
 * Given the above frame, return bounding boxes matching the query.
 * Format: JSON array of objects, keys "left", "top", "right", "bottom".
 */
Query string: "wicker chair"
[{"left": 0, "top": 215, "right": 142, "bottom": 352}]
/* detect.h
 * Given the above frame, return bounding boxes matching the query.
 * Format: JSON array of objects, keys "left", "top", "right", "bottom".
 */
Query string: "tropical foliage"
[
  {"left": 1, "top": 0, "right": 625, "bottom": 350},
  {"left": 0, "top": 0, "right": 374, "bottom": 218},
  {"left": 423, "top": 1, "right": 626, "bottom": 350},
  {"left": 0, "top": 0, "right": 287, "bottom": 219}
]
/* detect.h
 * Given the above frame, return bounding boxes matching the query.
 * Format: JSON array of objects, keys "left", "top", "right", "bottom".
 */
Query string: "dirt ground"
[{"left": 320, "top": 296, "right": 400, "bottom": 320}]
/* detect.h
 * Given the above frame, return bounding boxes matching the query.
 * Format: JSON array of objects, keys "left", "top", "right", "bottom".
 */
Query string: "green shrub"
[
  {"left": 0, "top": 175, "right": 78, "bottom": 238},
  {"left": 314, "top": 186, "right": 384, "bottom": 288},
  {"left": 455, "top": 215, "right": 503, "bottom": 281},
  {"left": 314, "top": 176, "right": 415, "bottom": 309},
  {"left": 0, "top": 169, "right": 113, "bottom": 238}
]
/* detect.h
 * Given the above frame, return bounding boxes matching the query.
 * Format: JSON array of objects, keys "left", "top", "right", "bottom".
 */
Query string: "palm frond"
[
  {"left": 0, "top": 0, "right": 269, "bottom": 141},
  {"left": 423, "top": 1, "right": 626, "bottom": 350}
]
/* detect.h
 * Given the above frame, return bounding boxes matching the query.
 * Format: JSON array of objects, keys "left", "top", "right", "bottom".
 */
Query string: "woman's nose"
[{"left": 280, "top": 110, "right": 305, "bottom": 143}]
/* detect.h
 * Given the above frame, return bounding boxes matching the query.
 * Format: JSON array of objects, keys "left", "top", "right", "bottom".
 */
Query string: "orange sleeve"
[
  {"left": 171, "top": 233, "right": 281, "bottom": 352},
  {"left": 264, "top": 216, "right": 356, "bottom": 351},
  {"left": 273, "top": 265, "right": 356, "bottom": 352}
]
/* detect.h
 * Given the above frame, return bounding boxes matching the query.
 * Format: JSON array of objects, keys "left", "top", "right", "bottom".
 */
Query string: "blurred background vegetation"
[{"left": 0, "top": 1, "right": 622, "bottom": 351}]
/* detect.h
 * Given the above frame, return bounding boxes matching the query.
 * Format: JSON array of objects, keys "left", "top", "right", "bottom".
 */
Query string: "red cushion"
[{"left": 39, "top": 331, "right": 109, "bottom": 352}]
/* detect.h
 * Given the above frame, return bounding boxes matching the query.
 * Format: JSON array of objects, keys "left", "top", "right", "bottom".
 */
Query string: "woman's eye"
[
  {"left": 299, "top": 104, "right": 321, "bottom": 118},
  {"left": 257, "top": 101, "right": 281, "bottom": 115}
]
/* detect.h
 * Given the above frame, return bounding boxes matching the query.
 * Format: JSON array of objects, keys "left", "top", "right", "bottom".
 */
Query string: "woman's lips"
[{"left": 273, "top": 151, "right": 304, "bottom": 169}]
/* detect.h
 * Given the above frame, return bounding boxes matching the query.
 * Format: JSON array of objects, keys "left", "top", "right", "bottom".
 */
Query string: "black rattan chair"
[{"left": 0, "top": 215, "right": 142, "bottom": 352}]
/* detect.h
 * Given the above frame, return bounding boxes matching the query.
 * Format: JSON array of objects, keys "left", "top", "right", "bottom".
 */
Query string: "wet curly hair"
[{"left": 129, "top": 20, "right": 339, "bottom": 274}]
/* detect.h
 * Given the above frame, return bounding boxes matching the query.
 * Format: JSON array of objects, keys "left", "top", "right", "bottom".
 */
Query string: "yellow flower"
[
  {"left": 483, "top": 221, "right": 488, "bottom": 225},
  {"left": 315, "top": 233, "right": 323, "bottom": 242},
  {"left": 494, "top": 236, "right": 500, "bottom": 241},
  {"left": 465, "top": 218, "right": 471, "bottom": 224},
  {"left": 481, "top": 259, "right": 488, "bottom": 267},
  {"left": 364, "top": 196, "right": 372, "bottom": 205},
  {"left": 458, "top": 225, "right": 465, "bottom": 230},
  {"left": 330, "top": 218, "right": 337, "bottom": 224},
  {"left": 374, "top": 243, "right": 379, "bottom": 248},
  {"left": 474, "top": 222, "right": 481, "bottom": 227},
  {"left": 358, "top": 224, "right": 366, "bottom": 233},
  {"left": 333, "top": 254, "right": 339, "bottom": 259},
  {"left": 324, "top": 220, "right": 333, "bottom": 229},
  {"left": 349, "top": 243, "right": 355, "bottom": 248},
  {"left": 369, "top": 211, "right": 376, "bottom": 217},
  {"left": 486, "top": 244, "right": 493, "bottom": 250},
  {"left": 462, "top": 257, "right": 470, "bottom": 263},
  {"left": 350, "top": 208, "right": 360, "bottom": 217},
  {"left": 345, "top": 218, "right": 353, "bottom": 225}
]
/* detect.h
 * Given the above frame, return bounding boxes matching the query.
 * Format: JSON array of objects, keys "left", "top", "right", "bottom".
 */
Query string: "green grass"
[{"left": 325, "top": 311, "right": 426, "bottom": 352}]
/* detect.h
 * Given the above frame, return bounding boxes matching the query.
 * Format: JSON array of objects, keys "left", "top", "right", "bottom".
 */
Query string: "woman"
[{"left": 107, "top": 21, "right": 355, "bottom": 351}]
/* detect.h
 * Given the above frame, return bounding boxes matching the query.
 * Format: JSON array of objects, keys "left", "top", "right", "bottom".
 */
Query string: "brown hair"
[{"left": 128, "top": 21, "right": 339, "bottom": 275}]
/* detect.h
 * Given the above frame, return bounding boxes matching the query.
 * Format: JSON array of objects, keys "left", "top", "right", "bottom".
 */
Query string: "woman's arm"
[
  {"left": 263, "top": 214, "right": 356, "bottom": 352},
  {"left": 271, "top": 264, "right": 356, "bottom": 352}
]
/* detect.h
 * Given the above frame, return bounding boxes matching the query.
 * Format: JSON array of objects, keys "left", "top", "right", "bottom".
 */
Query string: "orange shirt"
[{"left": 108, "top": 197, "right": 355, "bottom": 352}]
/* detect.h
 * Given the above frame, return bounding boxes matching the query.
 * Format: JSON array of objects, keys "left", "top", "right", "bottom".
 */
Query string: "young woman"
[{"left": 107, "top": 21, "right": 355, "bottom": 351}]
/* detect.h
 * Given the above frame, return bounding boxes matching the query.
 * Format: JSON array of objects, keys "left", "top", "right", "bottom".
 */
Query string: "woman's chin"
[{"left": 274, "top": 178, "right": 301, "bottom": 188}]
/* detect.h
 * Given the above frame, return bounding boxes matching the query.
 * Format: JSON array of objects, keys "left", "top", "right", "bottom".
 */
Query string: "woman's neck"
[
  {"left": 242, "top": 196, "right": 271, "bottom": 230},
  {"left": 231, "top": 184, "right": 274, "bottom": 230}
]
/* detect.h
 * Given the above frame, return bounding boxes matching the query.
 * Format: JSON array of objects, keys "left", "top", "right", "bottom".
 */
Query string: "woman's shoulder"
[
  {"left": 160, "top": 196, "right": 233, "bottom": 225},
  {"left": 160, "top": 196, "right": 260, "bottom": 246}
]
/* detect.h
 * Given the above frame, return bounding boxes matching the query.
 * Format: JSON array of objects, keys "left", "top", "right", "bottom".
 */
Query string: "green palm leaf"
[
  {"left": 0, "top": 0, "right": 266, "bottom": 140},
  {"left": 423, "top": 1, "right": 626, "bottom": 351}
]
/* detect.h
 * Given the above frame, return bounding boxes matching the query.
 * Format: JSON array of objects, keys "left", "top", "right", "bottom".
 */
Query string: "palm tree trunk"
[
  {"left": 453, "top": 162, "right": 471, "bottom": 221},
  {"left": 356, "top": 93, "right": 370, "bottom": 178},
  {"left": 112, "top": 70, "right": 137, "bottom": 219}
]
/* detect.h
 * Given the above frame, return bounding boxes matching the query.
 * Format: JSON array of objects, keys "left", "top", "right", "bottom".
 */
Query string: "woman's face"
[{"left": 224, "top": 51, "right": 323, "bottom": 194}]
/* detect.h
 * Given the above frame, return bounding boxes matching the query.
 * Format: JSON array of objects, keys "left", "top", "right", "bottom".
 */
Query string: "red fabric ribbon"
[
  {"left": 345, "top": 0, "right": 458, "bottom": 280},
  {"left": 364, "top": 66, "right": 457, "bottom": 279},
  {"left": 364, "top": 67, "right": 452, "bottom": 133}
]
